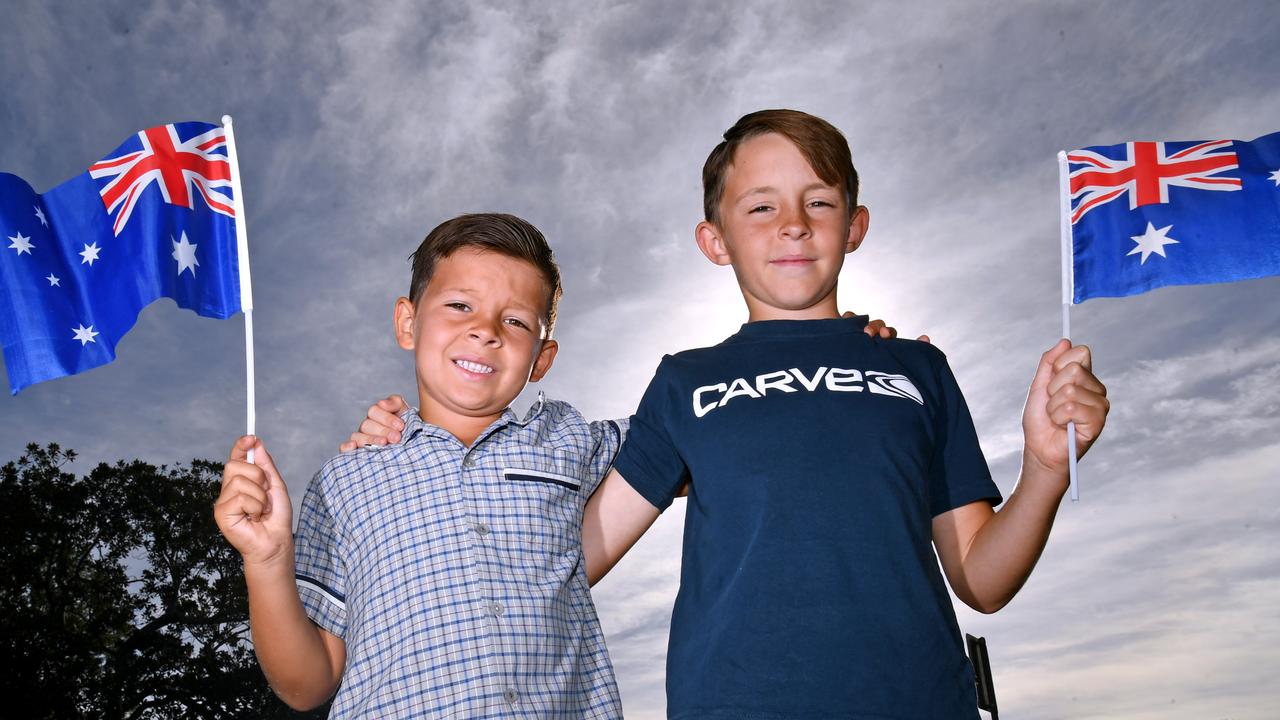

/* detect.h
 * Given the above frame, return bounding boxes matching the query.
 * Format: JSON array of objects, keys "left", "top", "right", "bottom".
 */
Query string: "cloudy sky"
[{"left": 3, "top": 1, "right": 1279, "bottom": 717}]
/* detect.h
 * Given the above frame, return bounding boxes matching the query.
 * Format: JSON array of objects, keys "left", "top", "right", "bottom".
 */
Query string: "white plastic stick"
[
  {"left": 1057, "top": 151, "right": 1078, "bottom": 502},
  {"left": 223, "top": 115, "right": 256, "bottom": 464}
]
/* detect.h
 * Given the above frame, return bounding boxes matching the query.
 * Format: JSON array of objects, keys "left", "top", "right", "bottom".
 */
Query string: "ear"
[
  {"left": 695, "top": 221, "right": 733, "bottom": 266},
  {"left": 844, "top": 205, "right": 870, "bottom": 254},
  {"left": 394, "top": 297, "right": 416, "bottom": 350},
  {"left": 527, "top": 339, "right": 559, "bottom": 383}
]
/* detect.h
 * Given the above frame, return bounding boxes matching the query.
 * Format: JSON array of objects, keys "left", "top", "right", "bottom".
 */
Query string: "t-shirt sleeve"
[
  {"left": 582, "top": 417, "right": 628, "bottom": 497},
  {"left": 611, "top": 357, "right": 691, "bottom": 511},
  {"left": 293, "top": 468, "right": 348, "bottom": 638},
  {"left": 927, "top": 349, "right": 1003, "bottom": 516}
]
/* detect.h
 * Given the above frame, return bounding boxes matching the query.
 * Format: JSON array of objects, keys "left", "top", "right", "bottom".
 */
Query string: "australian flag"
[
  {"left": 1066, "top": 131, "right": 1280, "bottom": 304},
  {"left": 0, "top": 121, "right": 246, "bottom": 395}
]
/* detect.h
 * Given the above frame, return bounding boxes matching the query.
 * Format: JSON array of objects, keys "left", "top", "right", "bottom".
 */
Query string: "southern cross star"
[
  {"left": 46, "top": 274, "right": 60, "bottom": 287},
  {"left": 34, "top": 205, "right": 49, "bottom": 227},
  {"left": 1270, "top": 168, "right": 1280, "bottom": 186},
  {"left": 172, "top": 231, "right": 199, "bottom": 276},
  {"left": 80, "top": 242, "right": 102, "bottom": 266},
  {"left": 1128, "top": 222, "right": 1180, "bottom": 264},
  {"left": 72, "top": 324, "right": 99, "bottom": 346},
  {"left": 7, "top": 232, "right": 33, "bottom": 255}
]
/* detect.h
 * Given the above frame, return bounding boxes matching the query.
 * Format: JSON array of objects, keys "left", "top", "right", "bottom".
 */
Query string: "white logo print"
[
  {"left": 865, "top": 372, "right": 924, "bottom": 405},
  {"left": 691, "top": 366, "right": 924, "bottom": 418}
]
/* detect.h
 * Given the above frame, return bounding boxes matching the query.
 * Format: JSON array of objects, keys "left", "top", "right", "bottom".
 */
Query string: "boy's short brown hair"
[
  {"left": 409, "top": 213, "right": 563, "bottom": 336},
  {"left": 702, "top": 109, "right": 859, "bottom": 224}
]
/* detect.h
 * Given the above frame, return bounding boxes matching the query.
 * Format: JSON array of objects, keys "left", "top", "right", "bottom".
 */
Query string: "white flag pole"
[
  {"left": 1057, "top": 151, "right": 1079, "bottom": 502},
  {"left": 222, "top": 115, "right": 256, "bottom": 464}
]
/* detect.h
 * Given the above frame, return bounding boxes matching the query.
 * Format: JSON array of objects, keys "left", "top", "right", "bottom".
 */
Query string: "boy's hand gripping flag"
[
  {"left": 0, "top": 120, "right": 253, "bottom": 395},
  {"left": 1063, "top": 131, "right": 1280, "bottom": 303}
]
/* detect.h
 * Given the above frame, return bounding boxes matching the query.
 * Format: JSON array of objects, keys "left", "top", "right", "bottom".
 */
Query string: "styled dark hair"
[
  {"left": 408, "top": 213, "right": 563, "bottom": 336},
  {"left": 702, "top": 109, "right": 859, "bottom": 224}
]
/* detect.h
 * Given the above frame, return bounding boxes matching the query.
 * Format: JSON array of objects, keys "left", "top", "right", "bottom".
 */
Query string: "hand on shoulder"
[{"left": 338, "top": 395, "right": 410, "bottom": 452}]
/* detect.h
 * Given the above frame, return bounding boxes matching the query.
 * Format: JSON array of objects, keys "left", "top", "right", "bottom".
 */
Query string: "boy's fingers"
[
  {"left": 1045, "top": 387, "right": 1109, "bottom": 438},
  {"left": 224, "top": 475, "right": 268, "bottom": 504},
  {"left": 247, "top": 440, "right": 283, "bottom": 488},
  {"left": 220, "top": 492, "right": 266, "bottom": 522},
  {"left": 363, "top": 412, "right": 401, "bottom": 439},
  {"left": 1052, "top": 344, "right": 1092, "bottom": 374},
  {"left": 226, "top": 435, "right": 257, "bottom": 463},
  {"left": 222, "top": 459, "right": 266, "bottom": 490},
  {"left": 339, "top": 441, "right": 356, "bottom": 453},
  {"left": 1047, "top": 396, "right": 1107, "bottom": 442},
  {"left": 916, "top": 334, "right": 931, "bottom": 344},
  {"left": 371, "top": 404, "right": 402, "bottom": 431},
  {"left": 351, "top": 430, "right": 389, "bottom": 447},
  {"left": 378, "top": 395, "right": 409, "bottom": 419},
  {"left": 1047, "top": 362, "right": 1106, "bottom": 398}
]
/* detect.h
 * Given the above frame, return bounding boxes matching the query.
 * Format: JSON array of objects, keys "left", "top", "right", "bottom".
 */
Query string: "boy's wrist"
[
  {"left": 1019, "top": 446, "right": 1069, "bottom": 498},
  {"left": 242, "top": 541, "right": 297, "bottom": 582}
]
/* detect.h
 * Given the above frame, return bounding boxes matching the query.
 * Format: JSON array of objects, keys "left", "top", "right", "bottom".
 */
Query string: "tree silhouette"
[{"left": 0, "top": 443, "right": 327, "bottom": 719}]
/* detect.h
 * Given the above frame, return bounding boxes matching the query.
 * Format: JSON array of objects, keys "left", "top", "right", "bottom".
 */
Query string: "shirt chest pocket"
[{"left": 494, "top": 458, "right": 585, "bottom": 551}]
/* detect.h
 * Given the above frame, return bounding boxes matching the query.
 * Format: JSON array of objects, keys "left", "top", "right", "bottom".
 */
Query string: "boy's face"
[
  {"left": 395, "top": 248, "right": 558, "bottom": 430},
  {"left": 696, "top": 132, "right": 868, "bottom": 321}
]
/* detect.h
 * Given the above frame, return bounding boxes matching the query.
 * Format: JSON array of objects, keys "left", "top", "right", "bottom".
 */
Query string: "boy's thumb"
[{"left": 1031, "top": 339, "right": 1072, "bottom": 392}]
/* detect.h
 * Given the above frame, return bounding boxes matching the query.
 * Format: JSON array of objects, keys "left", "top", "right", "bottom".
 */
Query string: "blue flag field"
[
  {"left": 0, "top": 121, "right": 246, "bottom": 395},
  {"left": 1066, "top": 131, "right": 1280, "bottom": 304}
]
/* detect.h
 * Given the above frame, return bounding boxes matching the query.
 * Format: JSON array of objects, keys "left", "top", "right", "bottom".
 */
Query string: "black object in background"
[{"left": 966, "top": 633, "right": 999, "bottom": 720}]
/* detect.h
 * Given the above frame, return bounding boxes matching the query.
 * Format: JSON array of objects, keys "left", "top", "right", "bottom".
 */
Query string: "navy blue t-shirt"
[{"left": 613, "top": 317, "right": 1003, "bottom": 719}]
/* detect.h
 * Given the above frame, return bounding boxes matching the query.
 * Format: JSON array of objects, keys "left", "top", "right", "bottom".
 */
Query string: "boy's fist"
[
  {"left": 339, "top": 395, "right": 409, "bottom": 452},
  {"left": 1022, "top": 340, "right": 1110, "bottom": 479},
  {"left": 215, "top": 436, "right": 293, "bottom": 567}
]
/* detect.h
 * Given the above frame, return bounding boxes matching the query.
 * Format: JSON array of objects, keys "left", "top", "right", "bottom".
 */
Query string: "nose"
[
  {"left": 778, "top": 204, "right": 811, "bottom": 241},
  {"left": 468, "top": 315, "right": 503, "bottom": 346}
]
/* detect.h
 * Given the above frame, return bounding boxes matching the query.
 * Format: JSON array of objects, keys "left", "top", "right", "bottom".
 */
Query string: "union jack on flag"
[
  {"left": 1068, "top": 140, "right": 1241, "bottom": 224},
  {"left": 88, "top": 124, "right": 235, "bottom": 236},
  {"left": 0, "top": 120, "right": 249, "bottom": 394},
  {"left": 1063, "top": 131, "right": 1280, "bottom": 303}
]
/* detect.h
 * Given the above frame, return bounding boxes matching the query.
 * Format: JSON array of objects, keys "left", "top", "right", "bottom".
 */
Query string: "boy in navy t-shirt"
[
  {"left": 347, "top": 111, "right": 1109, "bottom": 718},
  {"left": 580, "top": 110, "right": 1110, "bottom": 718}
]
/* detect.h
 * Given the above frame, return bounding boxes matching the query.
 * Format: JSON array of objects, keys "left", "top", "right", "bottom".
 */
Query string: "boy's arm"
[
  {"left": 932, "top": 340, "right": 1109, "bottom": 613},
  {"left": 215, "top": 437, "right": 346, "bottom": 709},
  {"left": 582, "top": 468, "right": 661, "bottom": 585}
]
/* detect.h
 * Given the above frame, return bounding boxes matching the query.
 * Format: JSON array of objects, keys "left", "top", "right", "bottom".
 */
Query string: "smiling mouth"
[
  {"left": 771, "top": 256, "right": 814, "bottom": 266},
  {"left": 454, "top": 359, "right": 495, "bottom": 375}
]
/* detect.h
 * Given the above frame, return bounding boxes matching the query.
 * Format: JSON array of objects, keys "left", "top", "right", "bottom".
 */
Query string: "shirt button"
[
  {"left": 490, "top": 600, "right": 504, "bottom": 617},
  {"left": 503, "top": 687, "right": 519, "bottom": 704},
  {"left": 462, "top": 454, "right": 477, "bottom": 468},
  {"left": 473, "top": 521, "right": 490, "bottom": 536}
]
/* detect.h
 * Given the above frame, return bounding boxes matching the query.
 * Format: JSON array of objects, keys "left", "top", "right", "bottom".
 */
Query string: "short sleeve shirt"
[
  {"left": 293, "top": 395, "right": 626, "bottom": 718},
  {"left": 612, "top": 317, "right": 1002, "bottom": 719}
]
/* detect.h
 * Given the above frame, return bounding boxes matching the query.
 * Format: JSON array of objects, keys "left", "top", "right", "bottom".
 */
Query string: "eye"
[
  {"left": 808, "top": 199, "right": 835, "bottom": 208},
  {"left": 445, "top": 302, "right": 470, "bottom": 312},
  {"left": 748, "top": 204, "right": 773, "bottom": 214},
  {"left": 505, "top": 317, "right": 532, "bottom": 331}
]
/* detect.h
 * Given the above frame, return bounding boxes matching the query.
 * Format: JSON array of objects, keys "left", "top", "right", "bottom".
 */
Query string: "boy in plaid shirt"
[{"left": 215, "top": 214, "right": 626, "bottom": 717}]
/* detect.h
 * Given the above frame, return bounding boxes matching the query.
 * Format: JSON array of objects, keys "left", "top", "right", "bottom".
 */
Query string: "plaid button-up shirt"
[{"left": 293, "top": 395, "right": 626, "bottom": 718}]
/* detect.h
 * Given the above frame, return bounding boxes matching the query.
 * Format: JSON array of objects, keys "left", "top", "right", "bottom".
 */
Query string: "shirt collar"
[{"left": 731, "top": 314, "right": 870, "bottom": 340}]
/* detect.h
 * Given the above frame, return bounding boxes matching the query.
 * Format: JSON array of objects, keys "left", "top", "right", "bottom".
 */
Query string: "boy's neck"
[
  {"left": 744, "top": 295, "right": 843, "bottom": 323},
  {"left": 416, "top": 405, "right": 505, "bottom": 448}
]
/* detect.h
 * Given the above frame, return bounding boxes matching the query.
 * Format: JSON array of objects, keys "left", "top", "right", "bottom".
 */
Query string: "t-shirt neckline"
[{"left": 730, "top": 315, "right": 870, "bottom": 341}]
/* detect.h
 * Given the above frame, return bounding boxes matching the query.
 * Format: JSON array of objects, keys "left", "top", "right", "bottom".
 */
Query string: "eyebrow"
[{"left": 732, "top": 182, "right": 837, "bottom": 204}]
